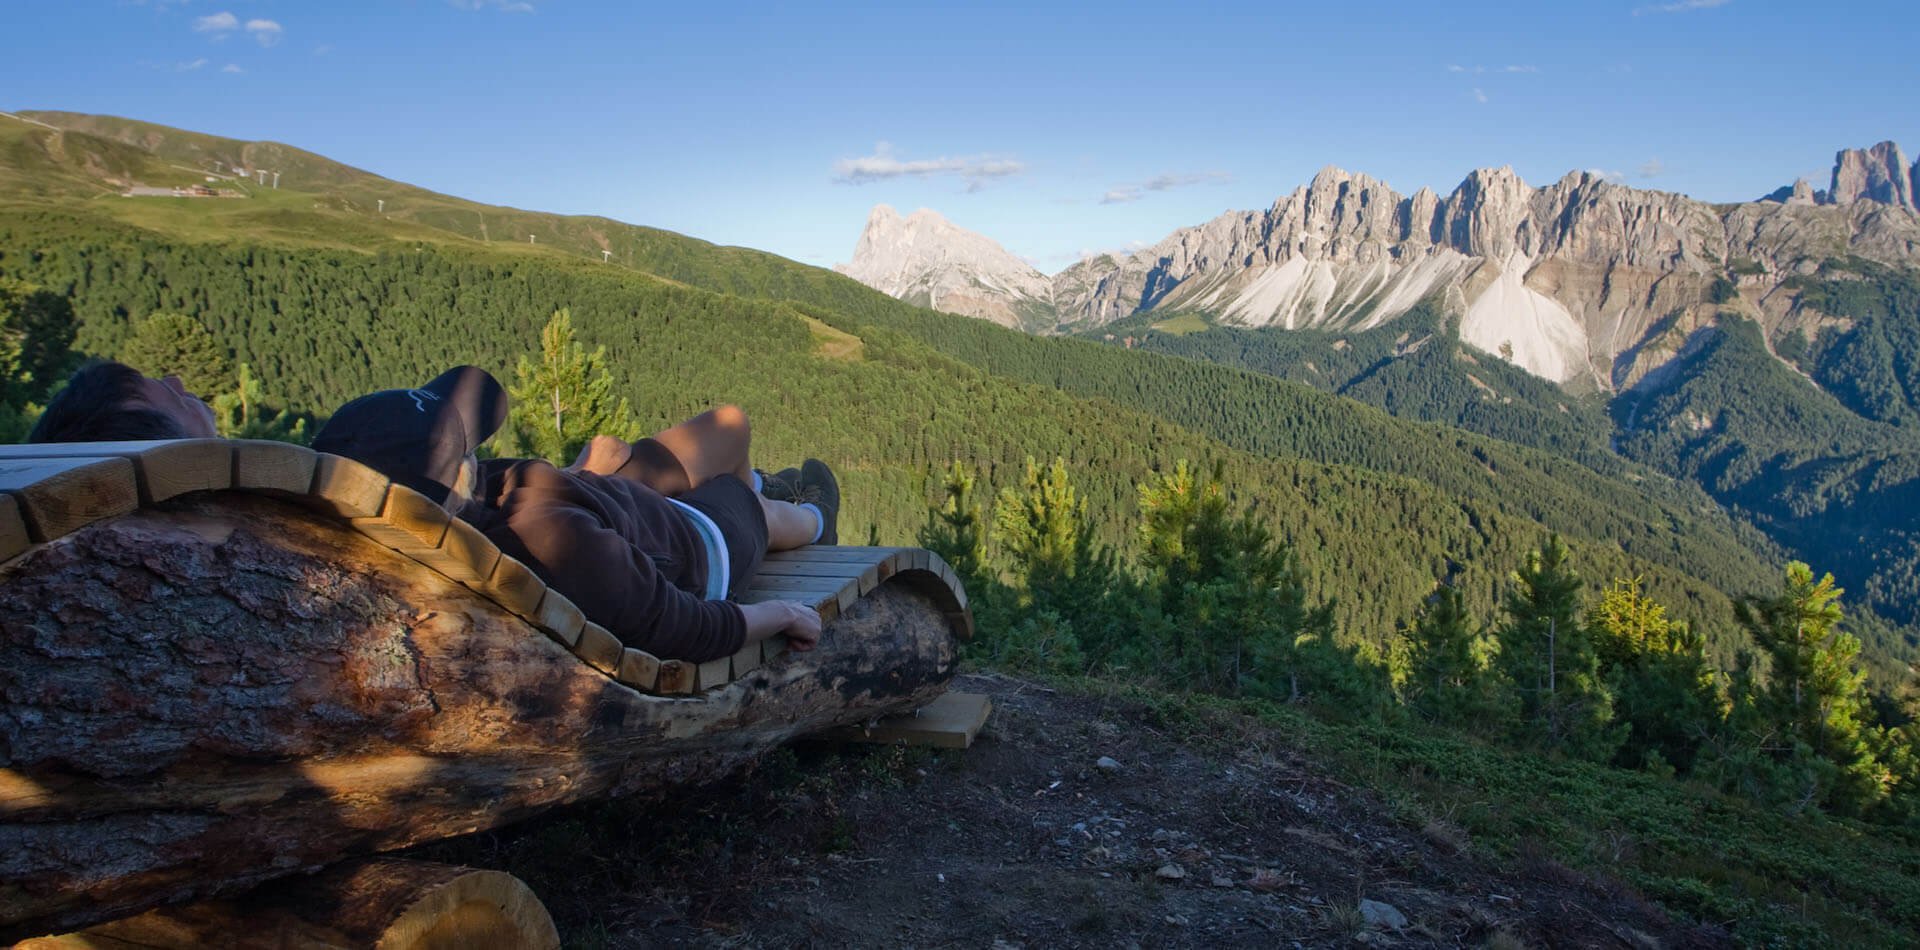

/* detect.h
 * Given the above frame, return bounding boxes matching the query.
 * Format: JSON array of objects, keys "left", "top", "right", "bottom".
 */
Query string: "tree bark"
[
  {"left": 18, "top": 857, "right": 559, "bottom": 950},
  {"left": 0, "top": 494, "right": 957, "bottom": 942}
]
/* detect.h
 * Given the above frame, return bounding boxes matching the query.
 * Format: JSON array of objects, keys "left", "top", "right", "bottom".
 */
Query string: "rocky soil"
[{"left": 417, "top": 672, "right": 1726, "bottom": 948}]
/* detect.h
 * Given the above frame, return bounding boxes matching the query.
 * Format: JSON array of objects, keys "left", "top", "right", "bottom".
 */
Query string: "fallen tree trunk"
[
  {"left": 0, "top": 492, "right": 959, "bottom": 941},
  {"left": 18, "top": 858, "right": 559, "bottom": 950}
]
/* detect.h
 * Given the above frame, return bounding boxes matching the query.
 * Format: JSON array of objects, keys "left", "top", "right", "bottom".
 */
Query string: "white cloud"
[
  {"left": 1586, "top": 168, "right": 1627, "bottom": 182},
  {"left": 193, "top": 11, "right": 238, "bottom": 33},
  {"left": 1448, "top": 64, "right": 1537, "bottom": 74},
  {"left": 1634, "top": 0, "right": 1729, "bottom": 14},
  {"left": 245, "top": 18, "right": 282, "bottom": 45},
  {"left": 222, "top": 63, "right": 244, "bottom": 74},
  {"left": 1637, "top": 158, "right": 1665, "bottom": 178},
  {"left": 1099, "top": 171, "right": 1233, "bottom": 205},
  {"left": 449, "top": 0, "right": 536, "bottom": 11},
  {"left": 1473, "top": 88, "right": 1489, "bottom": 104},
  {"left": 313, "top": 44, "right": 333, "bottom": 56},
  {"left": 832, "top": 142, "right": 1025, "bottom": 190},
  {"left": 179, "top": 57, "right": 208, "bottom": 71}
]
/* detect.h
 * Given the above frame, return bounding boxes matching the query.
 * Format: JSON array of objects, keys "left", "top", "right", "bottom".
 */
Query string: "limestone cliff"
[{"left": 840, "top": 142, "right": 1920, "bottom": 388}]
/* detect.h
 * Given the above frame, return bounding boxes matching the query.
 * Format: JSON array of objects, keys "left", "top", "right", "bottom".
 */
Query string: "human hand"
[{"left": 782, "top": 601, "right": 823, "bottom": 651}]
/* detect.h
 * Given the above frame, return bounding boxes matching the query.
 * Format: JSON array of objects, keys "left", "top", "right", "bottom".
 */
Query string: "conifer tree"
[
  {"left": 1588, "top": 578, "right": 1723, "bottom": 773},
  {"left": 919, "top": 460, "right": 988, "bottom": 584},
  {"left": 1738, "top": 562, "right": 1887, "bottom": 812},
  {"left": 1496, "top": 536, "right": 1622, "bottom": 761},
  {"left": 505, "top": 309, "right": 640, "bottom": 463},
  {"left": 122, "top": 312, "right": 231, "bottom": 398},
  {"left": 0, "top": 278, "right": 76, "bottom": 409},
  {"left": 1402, "top": 585, "right": 1506, "bottom": 729}
]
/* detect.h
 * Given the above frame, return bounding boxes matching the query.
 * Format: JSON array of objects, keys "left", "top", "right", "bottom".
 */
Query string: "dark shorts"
[{"left": 672, "top": 473, "right": 767, "bottom": 599}]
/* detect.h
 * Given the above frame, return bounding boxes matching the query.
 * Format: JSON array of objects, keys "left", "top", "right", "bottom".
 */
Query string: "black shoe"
[
  {"left": 758, "top": 467, "right": 801, "bottom": 502},
  {"left": 796, "top": 458, "right": 839, "bottom": 546}
]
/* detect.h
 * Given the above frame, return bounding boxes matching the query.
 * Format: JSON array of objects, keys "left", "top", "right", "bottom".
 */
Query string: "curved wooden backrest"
[{"left": 0, "top": 439, "right": 972, "bottom": 698}]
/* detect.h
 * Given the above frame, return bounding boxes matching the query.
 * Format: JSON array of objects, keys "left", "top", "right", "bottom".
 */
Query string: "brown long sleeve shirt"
[{"left": 463, "top": 459, "right": 746, "bottom": 662}]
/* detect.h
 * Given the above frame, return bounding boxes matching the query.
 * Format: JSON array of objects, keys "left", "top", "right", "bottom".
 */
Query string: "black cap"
[{"left": 313, "top": 366, "right": 508, "bottom": 504}]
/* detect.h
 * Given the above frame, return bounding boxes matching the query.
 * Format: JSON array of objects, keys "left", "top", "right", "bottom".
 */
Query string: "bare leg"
[
  {"left": 647, "top": 404, "right": 754, "bottom": 489},
  {"left": 571, "top": 405, "right": 754, "bottom": 494},
  {"left": 762, "top": 495, "right": 819, "bottom": 551}
]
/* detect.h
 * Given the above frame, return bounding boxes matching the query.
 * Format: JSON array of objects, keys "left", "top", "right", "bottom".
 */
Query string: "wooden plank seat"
[
  {"left": 0, "top": 439, "right": 972, "bottom": 697},
  {"left": 0, "top": 438, "right": 973, "bottom": 942}
]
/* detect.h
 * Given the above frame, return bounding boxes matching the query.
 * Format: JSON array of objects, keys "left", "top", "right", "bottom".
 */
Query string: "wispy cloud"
[
  {"left": 449, "top": 0, "right": 536, "bottom": 11},
  {"left": 244, "top": 18, "right": 282, "bottom": 45},
  {"left": 1586, "top": 168, "right": 1627, "bottom": 182},
  {"left": 193, "top": 11, "right": 238, "bottom": 33},
  {"left": 1637, "top": 158, "right": 1665, "bottom": 178},
  {"left": 1473, "top": 87, "right": 1489, "bottom": 104},
  {"left": 175, "top": 57, "right": 209, "bottom": 71},
  {"left": 1446, "top": 64, "right": 1539, "bottom": 74},
  {"left": 222, "top": 63, "right": 244, "bottom": 74},
  {"left": 833, "top": 142, "right": 1024, "bottom": 191},
  {"left": 1099, "top": 171, "right": 1233, "bottom": 205},
  {"left": 1633, "top": 0, "right": 1729, "bottom": 14}
]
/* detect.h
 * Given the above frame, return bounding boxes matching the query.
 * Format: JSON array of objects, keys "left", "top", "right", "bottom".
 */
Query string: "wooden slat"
[
  {"left": 696, "top": 656, "right": 731, "bottom": 691},
  {"left": 0, "top": 456, "right": 138, "bottom": 542},
  {"left": 820, "top": 692, "right": 992, "bottom": 750},
  {"left": 616, "top": 649, "right": 661, "bottom": 692},
  {"left": 233, "top": 440, "right": 317, "bottom": 494},
  {"left": 655, "top": 660, "right": 695, "bottom": 696},
  {"left": 0, "top": 492, "right": 28, "bottom": 562},
  {"left": 422, "top": 517, "right": 500, "bottom": 587},
  {"left": 729, "top": 639, "right": 762, "bottom": 679},
  {"left": 738, "top": 573, "right": 857, "bottom": 595},
  {"left": 573, "top": 621, "right": 622, "bottom": 675},
  {"left": 310, "top": 454, "right": 391, "bottom": 519},
  {"left": 350, "top": 483, "right": 449, "bottom": 554},
  {"left": 752, "top": 560, "right": 876, "bottom": 579},
  {"left": 0, "top": 440, "right": 231, "bottom": 503},
  {"left": 479, "top": 554, "right": 547, "bottom": 621},
  {"left": 533, "top": 588, "right": 585, "bottom": 647},
  {"left": 762, "top": 546, "right": 904, "bottom": 563}
]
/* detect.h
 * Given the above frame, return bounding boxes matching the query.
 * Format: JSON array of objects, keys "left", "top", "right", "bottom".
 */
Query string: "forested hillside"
[{"left": 0, "top": 111, "right": 1913, "bottom": 675}]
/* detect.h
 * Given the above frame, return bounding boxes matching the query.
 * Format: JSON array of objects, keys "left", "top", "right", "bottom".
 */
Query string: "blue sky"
[{"left": 3, "top": 1, "right": 1916, "bottom": 272}]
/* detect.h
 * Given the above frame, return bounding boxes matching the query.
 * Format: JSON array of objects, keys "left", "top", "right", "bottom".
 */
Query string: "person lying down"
[{"left": 27, "top": 360, "right": 836, "bottom": 663}]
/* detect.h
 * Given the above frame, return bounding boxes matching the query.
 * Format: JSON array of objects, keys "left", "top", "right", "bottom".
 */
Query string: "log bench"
[{"left": 0, "top": 439, "right": 972, "bottom": 944}]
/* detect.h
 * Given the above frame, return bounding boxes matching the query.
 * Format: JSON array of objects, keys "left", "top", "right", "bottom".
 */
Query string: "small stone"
[
  {"left": 1096, "top": 756, "right": 1123, "bottom": 773},
  {"left": 1359, "top": 898, "right": 1407, "bottom": 930},
  {"left": 1211, "top": 874, "right": 1235, "bottom": 888},
  {"left": 1155, "top": 864, "right": 1186, "bottom": 881}
]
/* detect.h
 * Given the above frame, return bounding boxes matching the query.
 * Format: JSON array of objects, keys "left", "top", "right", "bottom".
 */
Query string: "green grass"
[{"left": 1148, "top": 312, "right": 1211, "bottom": 335}]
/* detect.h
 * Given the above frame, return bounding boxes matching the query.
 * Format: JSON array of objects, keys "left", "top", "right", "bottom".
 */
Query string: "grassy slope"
[{"left": 1, "top": 110, "right": 1893, "bottom": 671}]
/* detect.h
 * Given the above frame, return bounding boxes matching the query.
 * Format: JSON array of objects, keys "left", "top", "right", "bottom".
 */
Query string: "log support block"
[
  {"left": 532, "top": 589, "right": 584, "bottom": 647},
  {"left": 0, "top": 456, "right": 138, "bottom": 542},
  {"left": 655, "top": 660, "right": 695, "bottom": 695},
  {"left": 0, "top": 493, "right": 27, "bottom": 563},
  {"left": 310, "top": 454, "right": 391, "bottom": 519},
  {"left": 233, "top": 440, "right": 318, "bottom": 495},
  {"left": 573, "top": 621, "right": 622, "bottom": 675},
  {"left": 616, "top": 648, "right": 661, "bottom": 692},
  {"left": 819, "top": 691, "right": 992, "bottom": 750}
]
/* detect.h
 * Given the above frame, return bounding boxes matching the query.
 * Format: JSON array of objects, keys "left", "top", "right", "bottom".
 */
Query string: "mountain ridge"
[{"left": 839, "top": 144, "right": 1920, "bottom": 389}]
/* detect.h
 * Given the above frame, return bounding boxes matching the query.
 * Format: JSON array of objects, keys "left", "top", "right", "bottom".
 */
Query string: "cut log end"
[{"left": 16, "top": 858, "right": 560, "bottom": 950}]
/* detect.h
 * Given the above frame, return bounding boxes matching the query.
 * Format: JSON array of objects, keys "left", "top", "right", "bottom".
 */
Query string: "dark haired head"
[{"left": 27, "top": 361, "right": 193, "bottom": 444}]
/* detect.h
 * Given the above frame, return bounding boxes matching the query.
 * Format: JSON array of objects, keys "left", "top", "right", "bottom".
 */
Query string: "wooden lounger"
[{"left": 0, "top": 439, "right": 972, "bottom": 944}]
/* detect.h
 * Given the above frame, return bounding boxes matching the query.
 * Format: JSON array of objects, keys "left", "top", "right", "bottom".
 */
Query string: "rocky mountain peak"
[
  {"left": 1831, "top": 141, "right": 1914, "bottom": 210},
  {"left": 840, "top": 143, "right": 1920, "bottom": 387},
  {"left": 836, "top": 204, "right": 1053, "bottom": 331}
]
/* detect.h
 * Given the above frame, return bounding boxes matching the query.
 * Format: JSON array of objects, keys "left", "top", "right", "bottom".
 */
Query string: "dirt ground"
[{"left": 418, "top": 672, "right": 1731, "bottom": 949}]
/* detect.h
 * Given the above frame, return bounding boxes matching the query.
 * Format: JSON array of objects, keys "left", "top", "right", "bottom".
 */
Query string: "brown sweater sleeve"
[{"left": 482, "top": 462, "right": 746, "bottom": 663}]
